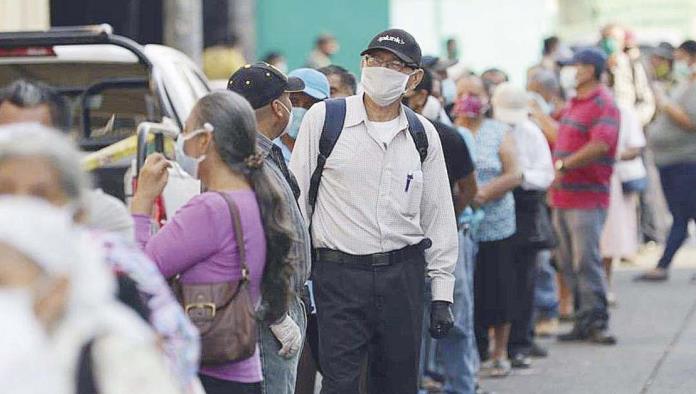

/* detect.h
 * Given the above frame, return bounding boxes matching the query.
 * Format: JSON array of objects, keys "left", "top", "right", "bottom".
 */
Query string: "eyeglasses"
[{"left": 363, "top": 54, "right": 412, "bottom": 72}]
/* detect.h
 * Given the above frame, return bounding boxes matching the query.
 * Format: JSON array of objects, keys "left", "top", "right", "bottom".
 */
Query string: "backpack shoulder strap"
[
  {"left": 307, "top": 98, "right": 347, "bottom": 215},
  {"left": 403, "top": 105, "right": 429, "bottom": 163}
]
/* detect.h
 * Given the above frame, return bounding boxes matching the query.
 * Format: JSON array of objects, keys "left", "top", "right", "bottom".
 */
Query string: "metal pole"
[
  {"left": 230, "top": 0, "right": 256, "bottom": 61},
  {"left": 163, "top": 0, "right": 203, "bottom": 65}
]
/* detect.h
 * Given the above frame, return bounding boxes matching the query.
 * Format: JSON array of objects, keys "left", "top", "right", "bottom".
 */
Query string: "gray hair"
[
  {"left": 529, "top": 68, "right": 560, "bottom": 95},
  {"left": 0, "top": 80, "right": 71, "bottom": 132},
  {"left": 191, "top": 90, "right": 258, "bottom": 173},
  {"left": 0, "top": 123, "right": 90, "bottom": 204}
]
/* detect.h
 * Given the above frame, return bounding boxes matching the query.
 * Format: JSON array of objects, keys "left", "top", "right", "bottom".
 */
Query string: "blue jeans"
[
  {"left": 553, "top": 208, "right": 608, "bottom": 331},
  {"left": 657, "top": 162, "right": 696, "bottom": 269},
  {"left": 258, "top": 295, "right": 307, "bottom": 394},
  {"left": 534, "top": 249, "right": 559, "bottom": 320},
  {"left": 435, "top": 230, "right": 479, "bottom": 394}
]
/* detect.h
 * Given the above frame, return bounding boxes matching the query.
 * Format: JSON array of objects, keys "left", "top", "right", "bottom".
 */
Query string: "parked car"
[{"left": 0, "top": 24, "right": 210, "bottom": 200}]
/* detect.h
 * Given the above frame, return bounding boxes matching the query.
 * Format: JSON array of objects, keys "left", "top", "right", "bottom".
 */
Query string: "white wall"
[
  {"left": 0, "top": 0, "right": 49, "bottom": 31},
  {"left": 390, "top": 0, "right": 558, "bottom": 85}
]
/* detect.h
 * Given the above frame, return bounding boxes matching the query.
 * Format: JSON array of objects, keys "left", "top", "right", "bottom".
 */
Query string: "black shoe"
[
  {"left": 510, "top": 353, "right": 532, "bottom": 369},
  {"left": 588, "top": 328, "right": 617, "bottom": 345},
  {"left": 529, "top": 341, "right": 549, "bottom": 358},
  {"left": 558, "top": 326, "right": 588, "bottom": 342}
]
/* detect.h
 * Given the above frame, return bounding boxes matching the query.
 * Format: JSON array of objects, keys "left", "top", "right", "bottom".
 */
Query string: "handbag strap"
[{"left": 216, "top": 192, "right": 250, "bottom": 282}]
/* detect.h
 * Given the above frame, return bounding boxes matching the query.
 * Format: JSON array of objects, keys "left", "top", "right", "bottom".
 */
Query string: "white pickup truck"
[{"left": 0, "top": 24, "right": 209, "bottom": 201}]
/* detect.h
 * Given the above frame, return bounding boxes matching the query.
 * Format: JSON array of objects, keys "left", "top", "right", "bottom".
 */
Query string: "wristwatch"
[{"left": 554, "top": 159, "right": 566, "bottom": 172}]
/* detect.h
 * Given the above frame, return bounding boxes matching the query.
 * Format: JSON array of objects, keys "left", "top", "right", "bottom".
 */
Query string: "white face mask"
[
  {"left": 175, "top": 123, "right": 214, "bottom": 179},
  {"left": 422, "top": 95, "right": 443, "bottom": 120},
  {"left": 560, "top": 66, "right": 578, "bottom": 90},
  {"left": 0, "top": 287, "right": 47, "bottom": 337},
  {"left": 673, "top": 60, "right": 693, "bottom": 80},
  {"left": 276, "top": 100, "right": 294, "bottom": 138},
  {"left": 361, "top": 66, "right": 413, "bottom": 107}
]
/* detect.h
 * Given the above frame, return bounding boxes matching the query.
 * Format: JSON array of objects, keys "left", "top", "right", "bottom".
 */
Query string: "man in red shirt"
[{"left": 551, "top": 48, "right": 620, "bottom": 345}]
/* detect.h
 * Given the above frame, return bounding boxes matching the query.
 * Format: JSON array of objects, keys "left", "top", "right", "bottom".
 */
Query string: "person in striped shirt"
[{"left": 550, "top": 48, "right": 620, "bottom": 345}]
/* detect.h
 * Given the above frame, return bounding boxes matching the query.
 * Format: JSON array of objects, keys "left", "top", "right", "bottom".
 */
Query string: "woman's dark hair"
[
  {"left": 678, "top": 40, "right": 696, "bottom": 56},
  {"left": 543, "top": 36, "right": 559, "bottom": 55},
  {"left": 191, "top": 90, "right": 294, "bottom": 323}
]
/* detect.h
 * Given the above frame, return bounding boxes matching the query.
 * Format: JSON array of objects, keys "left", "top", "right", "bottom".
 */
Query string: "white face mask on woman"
[
  {"left": 175, "top": 123, "right": 214, "bottom": 179},
  {"left": 361, "top": 66, "right": 414, "bottom": 107}
]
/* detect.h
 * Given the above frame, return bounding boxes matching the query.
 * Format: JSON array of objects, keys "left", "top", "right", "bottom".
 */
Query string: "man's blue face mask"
[{"left": 288, "top": 107, "right": 307, "bottom": 139}]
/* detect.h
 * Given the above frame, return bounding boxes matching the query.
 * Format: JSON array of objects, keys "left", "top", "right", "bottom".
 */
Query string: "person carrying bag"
[
  {"left": 131, "top": 91, "right": 295, "bottom": 394},
  {"left": 171, "top": 192, "right": 257, "bottom": 364}
]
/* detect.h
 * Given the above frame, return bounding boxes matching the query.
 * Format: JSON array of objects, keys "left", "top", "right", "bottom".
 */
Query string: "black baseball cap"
[
  {"left": 360, "top": 28, "right": 422, "bottom": 68},
  {"left": 227, "top": 63, "right": 305, "bottom": 109}
]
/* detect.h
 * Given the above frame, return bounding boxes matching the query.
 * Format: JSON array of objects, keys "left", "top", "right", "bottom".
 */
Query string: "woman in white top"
[
  {"left": 600, "top": 104, "right": 646, "bottom": 297},
  {"left": 492, "top": 83, "right": 555, "bottom": 369}
]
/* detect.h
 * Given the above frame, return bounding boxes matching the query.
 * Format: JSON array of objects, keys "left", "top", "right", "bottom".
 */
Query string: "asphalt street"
[{"left": 482, "top": 244, "right": 696, "bottom": 394}]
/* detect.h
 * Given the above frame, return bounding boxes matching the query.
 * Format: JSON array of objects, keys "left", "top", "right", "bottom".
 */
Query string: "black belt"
[{"left": 314, "top": 239, "right": 431, "bottom": 267}]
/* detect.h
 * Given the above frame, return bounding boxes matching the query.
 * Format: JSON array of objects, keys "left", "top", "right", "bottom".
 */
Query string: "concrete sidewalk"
[{"left": 481, "top": 245, "right": 696, "bottom": 394}]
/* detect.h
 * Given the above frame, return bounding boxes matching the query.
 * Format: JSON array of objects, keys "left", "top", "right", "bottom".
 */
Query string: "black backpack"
[{"left": 307, "top": 98, "right": 429, "bottom": 214}]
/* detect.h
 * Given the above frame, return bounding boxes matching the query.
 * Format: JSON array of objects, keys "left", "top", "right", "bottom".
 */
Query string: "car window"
[
  {"left": 0, "top": 62, "right": 159, "bottom": 146},
  {"left": 78, "top": 86, "right": 159, "bottom": 143}
]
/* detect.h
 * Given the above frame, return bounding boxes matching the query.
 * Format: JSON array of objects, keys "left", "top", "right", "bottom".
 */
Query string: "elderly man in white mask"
[
  {"left": 0, "top": 123, "right": 201, "bottom": 393},
  {"left": 0, "top": 197, "right": 181, "bottom": 394}
]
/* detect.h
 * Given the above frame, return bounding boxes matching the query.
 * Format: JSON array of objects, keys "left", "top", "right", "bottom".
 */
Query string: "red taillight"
[{"left": 0, "top": 47, "right": 56, "bottom": 57}]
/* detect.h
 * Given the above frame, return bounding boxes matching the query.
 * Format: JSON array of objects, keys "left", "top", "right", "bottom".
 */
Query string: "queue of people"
[{"left": 1, "top": 23, "right": 696, "bottom": 394}]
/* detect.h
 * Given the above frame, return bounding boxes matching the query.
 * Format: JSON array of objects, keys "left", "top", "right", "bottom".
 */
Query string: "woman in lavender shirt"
[{"left": 131, "top": 91, "right": 294, "bottom": 394}]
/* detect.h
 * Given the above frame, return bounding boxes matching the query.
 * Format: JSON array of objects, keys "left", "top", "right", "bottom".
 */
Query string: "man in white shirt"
[{"left": 290, "top": 29, "right": 458, "bottom": 394}]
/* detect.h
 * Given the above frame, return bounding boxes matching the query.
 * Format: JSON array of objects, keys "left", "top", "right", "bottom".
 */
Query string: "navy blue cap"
[
  {"left": 227, "top": 63, "right": 305, "bottom": 109},
  {"left": 562, "top": 47, "right": 608, "bottom": 73}
]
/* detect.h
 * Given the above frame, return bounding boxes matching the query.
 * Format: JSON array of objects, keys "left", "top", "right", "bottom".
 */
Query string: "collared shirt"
[
  {"left": 273, "top": 138, "right": 293, "bottom": 164},
  {"left": 257, "top": 133, "right": 312, "bottom": 292},
  {"left": 511, "top": 119, "right": 554, "bottom": 191},
  {"left": 289, "top": 94, "right": 458, "bottom": 302},
  {"left": 551, "top": 85, "right": 619, "bottom": 210}
]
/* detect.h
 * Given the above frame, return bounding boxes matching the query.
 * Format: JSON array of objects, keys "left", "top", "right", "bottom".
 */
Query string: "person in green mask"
[
  {"left": 650, "top": 43, "right": 677, "bottom": 93},
  {"left": 600, "top": 24, "right": 655, "bottom": 126}
]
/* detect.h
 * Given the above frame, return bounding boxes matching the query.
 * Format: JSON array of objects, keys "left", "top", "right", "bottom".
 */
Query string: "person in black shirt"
[
  {"left": 404, "top": 69, "right": 477, "bottom": 214},
  {"left": 404, "top": 69, "right": 481, "bottom": 394}
]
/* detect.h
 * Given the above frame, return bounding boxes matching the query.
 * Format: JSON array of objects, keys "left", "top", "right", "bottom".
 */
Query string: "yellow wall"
[{"left": 0, "top": 0, "right": 50, "bottom": 31}]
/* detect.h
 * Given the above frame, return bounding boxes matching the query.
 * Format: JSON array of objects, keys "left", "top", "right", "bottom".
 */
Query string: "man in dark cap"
[
  {"left": 552, "top": 48, "right": 620, "bottom": 345},
  {"left": 290, "top": 29, "right": 457, "bottom": 393},
  {"left": 228, "top": 63, "right": 312, "bottom": 394}
]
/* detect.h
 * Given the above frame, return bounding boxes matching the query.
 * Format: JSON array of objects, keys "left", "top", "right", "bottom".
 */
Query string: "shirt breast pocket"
[{"left": 397, "top": 169, "right": 423, "bottom": 218}]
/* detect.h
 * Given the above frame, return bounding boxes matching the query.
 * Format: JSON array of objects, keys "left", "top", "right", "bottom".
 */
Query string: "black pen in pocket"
[{"left": 405, "top": 173, "right": 413, "bottom": 192}]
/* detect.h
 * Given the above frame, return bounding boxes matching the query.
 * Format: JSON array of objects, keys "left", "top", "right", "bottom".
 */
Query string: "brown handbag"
[{"left": 171, "top": 192, "right": 258, "bottom": 364}]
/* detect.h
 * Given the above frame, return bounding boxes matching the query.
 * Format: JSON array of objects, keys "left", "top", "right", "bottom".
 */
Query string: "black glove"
[{"left": 429, "top": 301, "right": 454, "bottom": 339}]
